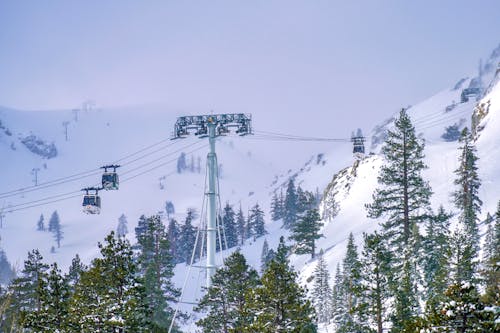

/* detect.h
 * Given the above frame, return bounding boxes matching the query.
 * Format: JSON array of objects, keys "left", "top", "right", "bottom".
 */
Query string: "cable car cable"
[{"left": 0, "top": 137, "right": 179, "bottom": 198}]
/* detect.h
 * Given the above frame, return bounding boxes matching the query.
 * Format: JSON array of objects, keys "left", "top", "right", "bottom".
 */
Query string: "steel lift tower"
[{"left": 172, "top": 113, "right": 252, "bottom": 287}]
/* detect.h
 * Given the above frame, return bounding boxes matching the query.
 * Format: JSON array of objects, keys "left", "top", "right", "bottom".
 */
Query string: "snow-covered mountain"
[{"left": 0, "top": 43, "right": 499, "bottom": 331}]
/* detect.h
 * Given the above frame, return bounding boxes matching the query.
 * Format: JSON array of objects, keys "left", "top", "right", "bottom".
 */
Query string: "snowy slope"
[
  {"left": 292, "top": 50, "right": 500, "bottom": 333},
  {"left": 0, "top": 42, "right": 499, "bottom": 332},
  {"left": 0, "top": 105, "right": 288, "bottom": 271}
]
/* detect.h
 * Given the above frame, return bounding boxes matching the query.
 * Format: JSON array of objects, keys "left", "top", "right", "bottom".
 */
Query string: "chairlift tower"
[{"left": 172, "top": 113, "right": 252, "bottom": 288}]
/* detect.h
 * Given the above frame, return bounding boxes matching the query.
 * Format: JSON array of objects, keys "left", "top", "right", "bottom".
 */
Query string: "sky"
[{"left": 1, "top": 0, "right": 499, "bottom": 136}]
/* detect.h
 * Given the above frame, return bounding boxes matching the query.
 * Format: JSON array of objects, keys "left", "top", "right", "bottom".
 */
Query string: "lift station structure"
[{"left": 172, "top": 113, "right": 252, "bottom": 288}]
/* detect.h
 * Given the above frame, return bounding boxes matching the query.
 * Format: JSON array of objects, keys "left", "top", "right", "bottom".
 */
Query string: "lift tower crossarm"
[{"left": 172, "top": 113, "right": 252, "bottom": 288}]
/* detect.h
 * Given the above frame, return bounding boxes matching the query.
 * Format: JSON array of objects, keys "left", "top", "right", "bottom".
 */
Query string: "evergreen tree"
[
  {"left": 165, "top": 200, "right": 175, "bottom": 220},
  {"left": 48, "top": 210, "right": 60, "bottom": 233},
  {"left": 245, "top": 212, "right": 253, "bottom": 240},
  {"left": 23, "top": 263, "right": 71, "bottom": 332},
  {"left": 283, "top": 179, "right": 298, "bottom": 229},
  {"left": 311, "top": 250, "right": 332, "bottom": 324},
  {"left": 453, "top": 127, "right": 482, "bottom": 283},
  {"left": 270, "top": 192, "right": 282, "bottom": 221},
  {"left": 0, "top": 248, "right": 15, "bottom": 285},
  {"left": 66, "top": 254, "right": 86, "bottom": 292},
  {"left": 195, "top": 251, "right": 260, "bottom": 332},
  {"left": 70, "top": 232, "right": 151, "bottom": 332},
  {"left": 331, "top": 263, "right": 347, "bottom": 330},
  {"left": 260, "top": 238, "right": 270, "bottom": 273},
  {"left": 296, "top": 186, "right": 308, "bottom": 214},
  {"left": 337, "top": 233, "right": 368, "bottom": 332},
  {"left": 176, "top": 152, "right": 187, "bottom": 173},
  {"left": 135, "top": 214, "right": 148, "bottom": 244},
  {"left": 179, "top": 208, "right": 197, "bottom": 264},
  {"left": 222, "top": 202, "right": 238, "bottom": 248},
  {"left": 449, "top": 226, "right": 477, "bottom": 287},
  {"left": 137, "top": 215, "right": 181, "bottom": 331},
  {"left": 117, "top": 213, "right": 128, "bottom": 238},
  {"left": 47, "top": 211, "right": 63, "bottom": 248},
  {"left": 360, "top": 232, "right": 391, "bottom": 333},
  {"left": 236, "top": 205, "right": 246, "bottom": 245},
  {"left": 289, "top": 208, "right": 323, "bottom": 259},
  {"left": 248, "top": 203, "right": 266, "bottom": 238},
  {"left": 366, "top": 108, "right": 431, "bottom": 330},
  {"left": 242, "top": 237, "right": 316, "bottom": 332},
  {"left": 422, "top": 206, "right": 452, "bottom": 309},
  {"left": 8, "top": 250, "right": 49, "bottom": 326},
  {"left": 37, "top": 214, "right": 45, "bottom": 231},
  {"left": 167, "top": 218, "right": 181, "bottom": 263},
  {"left": 418, "top": 282, "right": 497, "bottom": 332},
  {"left": 481, "top": 202, "right": 500, "bottom": 304}
]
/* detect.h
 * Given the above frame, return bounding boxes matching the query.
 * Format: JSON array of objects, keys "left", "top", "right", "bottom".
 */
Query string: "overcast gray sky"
[{"left": 1, "top": 0, "right": 499, "bottom": 135}]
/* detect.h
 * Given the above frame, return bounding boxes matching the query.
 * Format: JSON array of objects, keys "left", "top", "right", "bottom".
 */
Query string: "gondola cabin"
[
  {"left": 82, "top": 194, "right": 101, "bottom": 214},
  {"left": 102, "top": 172, "right": 119, "bottom": 190},
  {"left": 101, "top": 165, "right": 120, "bottom": 190}
]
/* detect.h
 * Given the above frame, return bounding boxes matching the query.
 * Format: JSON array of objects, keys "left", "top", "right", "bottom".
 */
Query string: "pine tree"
[
  {"left": 242, "top": 237, "right": 316, "bottom": 332},
  {"left": 481, "top": 202, "right": 500, "bottom": 305},
  {"left": 453, "top": 127, "right": 482, "bottom": 284},
  {"left": 135, "top": 214, "right": 148, "bottom": 244},
  {"left": 331, "top": 263, "right": 347, "bottom": 330},
  {"left": 48, "top": 210, "right": 60, "bottom": 233},
  {"left": 8, "top": 249, "right": 49, "bottom": 326},
  {"left": 283, "top": 179, "right": 298, "bottom": 229},
  {"left": 177, "top": 152, "right": 187, "bottom": 173},
  {"left": 66, "top": 254, "right": 86, "bottom": 292},
  {"left": 296, "top": 186, "right": 308, "bottom": 214},
  {"left": 117, "top": 213, "right": 128, "bottom": 238},
  {"left": 195, "top": 251, "right": 260, "bottom": 332},
  {"left": 449, "top": 226, "right": 477, "bottom": 287},
  {"left": 360, "top": 232, "right": 391, "bottom": 333},
  {"left": 260, "top": 239, "right": 270, "bottom": 273},
  {"left": 165, "top": 200, "right": 175, "bottom": 220},
  {"left": 167, "top": 218, "right": 181, "bottom": 263},
  {"left": 311, "top": 250, "right": 332, "bottom": 323},
  {"left": 236, "top": 205, "right": 246, "bottom": 245},
  {"left": 366, "top": 108, "right": 431, "bottom": 330},
  {"left": 23, "top": 263, "right": 71, "bottom": 332},
  {"left": 0, "top": 248, "right": 15, "bottom": 285},
  {"left": 248, "top": 203, "right": 266, "bottom": 238},
  {"left": 337, "top": 233, "right": 368, "bottom": 333},
  {"left": 69, "top": 232, "right": 151, "bottom": 332},
  {"left": 222, "top": 202, "right": 238, "bottom": 248},
  {"left": 422, "top": 206, "right": 452, "bottom": 309},
  {"left": 270, "top": 192, "right": 282, "bottom": 221},
  {"left": 289, "top": 208, "right": 323, "bottom": 258},
  {"left": 179, "top": 208, "right": 197, "bottom": 264},
  {"left": 137, "top": 215, "right": 181, "bottom": 331},
  {"left": 37, "top": 214, "right": 45, "bottom": 231}
]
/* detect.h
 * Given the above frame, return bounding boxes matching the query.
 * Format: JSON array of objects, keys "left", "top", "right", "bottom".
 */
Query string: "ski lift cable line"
[
  {"left": 120, "top": 143, "right": 209, "bottom": 182},
  {"left": 0, "top": 136, "right": 179, "bottom": 198},
  {"left": 410, "top": 105, "right": 473, "bottom": 125},
  {"left": 253, "top": 130, "right": 351, "bottom": 142},
  {"left": 248, "top": 135, "right": 350, "bottom": 143},
  {"left": 120, "top": 140, "right": 205, "bottom": 177},
  {"left": 0, "top": 171, "right": 103, "bottom": 200},
  {"left": 7, "top": 194, "right": 83, "bottom": 213},
  {"left": 412, "top": 107, "right": 473, "bottom": 127},
  {"left": 5, "top": 142, "right": 206, "bottom": 213}
]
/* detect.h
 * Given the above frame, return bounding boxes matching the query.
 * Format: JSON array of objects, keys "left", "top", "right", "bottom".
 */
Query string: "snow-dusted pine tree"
[
  {"left": 311, "top": 250, "right": 332, "bottom": 323},
  {"left": 453, "top": 127, "right": 482, "bottom": 284},
  {"left": 116, "top": 213, "right": 128, "bottom": 238},
  {"left": 366, "top": 108, "right": 432, "bottom": 330}
]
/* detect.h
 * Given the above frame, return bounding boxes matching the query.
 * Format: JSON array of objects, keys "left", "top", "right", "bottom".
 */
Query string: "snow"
[{"left": 0, "top": 47, "right": 499, "bottom": 332}]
